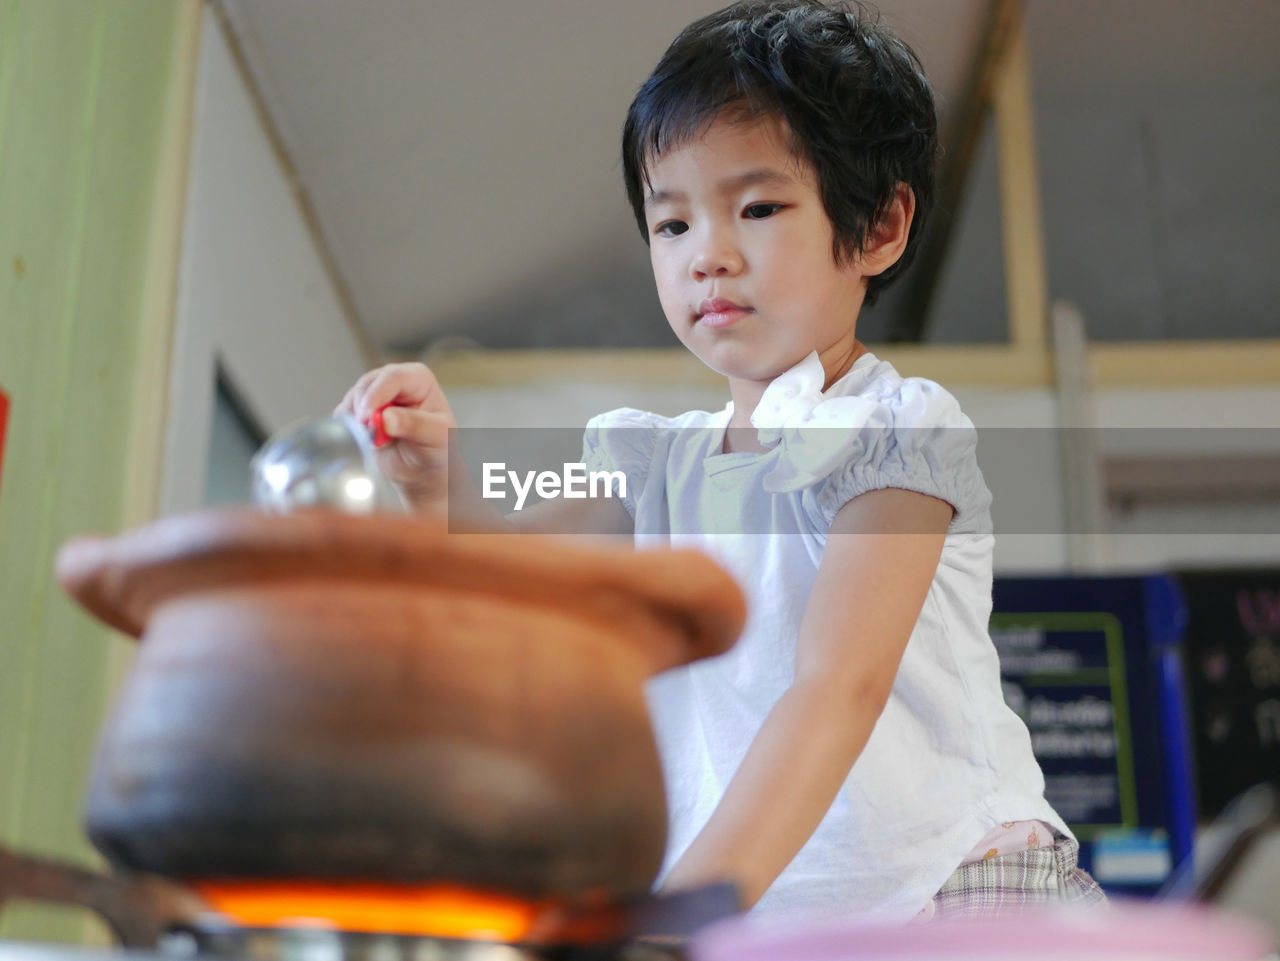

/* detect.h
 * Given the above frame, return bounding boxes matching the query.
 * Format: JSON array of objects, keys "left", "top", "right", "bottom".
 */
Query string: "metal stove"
[{"left": 0, "top": 844, "right": 738, "bottom": 961}]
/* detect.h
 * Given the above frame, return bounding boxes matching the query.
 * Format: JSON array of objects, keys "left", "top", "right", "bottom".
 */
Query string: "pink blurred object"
[{"left": 691, "top": 902, "right": 1274, "bottom": 961}]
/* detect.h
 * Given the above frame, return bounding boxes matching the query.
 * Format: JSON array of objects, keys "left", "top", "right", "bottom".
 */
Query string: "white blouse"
[{"left": 582, "top": 351, "right": 1069, "bottom": 923}]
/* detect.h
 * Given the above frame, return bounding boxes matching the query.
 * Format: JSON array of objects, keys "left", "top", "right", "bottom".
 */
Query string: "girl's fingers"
[
  {"left": 335, "top": 365, "right": 456, "bottom": 498},
  {"left": 359, "top": 364, "right": 450, "bottom": 420},
  {"left": 335, "top": 367, "right": 383, "bottom": 416},
  {"left": 335, "top": 378, "right": 366, "bottom": 417},
  {"left": 336, "top": 364, "right": 455, "bottom": 472},
  {"left": 381, "top": 406, "right": 453, "bottom": 449}
]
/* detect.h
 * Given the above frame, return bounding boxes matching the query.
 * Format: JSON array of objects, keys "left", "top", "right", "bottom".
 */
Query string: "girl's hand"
[{"left": 336, "top": 362, "right": 457, "bottom": 512}]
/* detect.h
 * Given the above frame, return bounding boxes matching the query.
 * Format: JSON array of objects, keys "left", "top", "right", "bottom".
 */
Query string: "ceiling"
[{"left": 217, "top": 0, "right": 1280, "bottom": 352}]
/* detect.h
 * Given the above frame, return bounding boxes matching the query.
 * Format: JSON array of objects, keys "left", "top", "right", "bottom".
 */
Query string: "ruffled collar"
[{"left": 713, "top": 350, "right": 886, "bottom": 492}]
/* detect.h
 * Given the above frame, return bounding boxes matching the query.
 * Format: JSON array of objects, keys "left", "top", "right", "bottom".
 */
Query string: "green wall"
[{"left": 0, "top": 0, "right": 197, "bottom": 942}]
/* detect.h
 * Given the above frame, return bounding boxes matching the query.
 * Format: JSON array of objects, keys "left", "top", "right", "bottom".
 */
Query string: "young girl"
[{"left": 338, "top": 0, "right": 1104, "bottom": 924}]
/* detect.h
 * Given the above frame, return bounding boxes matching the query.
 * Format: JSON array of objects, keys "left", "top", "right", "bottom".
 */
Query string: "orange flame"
[{"left": 192, "top": 881, "right": 543, "bottom": 941}]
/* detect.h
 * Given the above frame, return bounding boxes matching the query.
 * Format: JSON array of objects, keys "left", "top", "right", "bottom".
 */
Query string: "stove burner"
[
  {"left": 162, "top": 884, "right": 738, "bottom": 961},
  {"left": 1, "top": 844, "right": 737, "bottom": 960}
]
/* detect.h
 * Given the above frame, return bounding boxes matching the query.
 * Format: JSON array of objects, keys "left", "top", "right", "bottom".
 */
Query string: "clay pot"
[{"left": 57, "top": 509, "right": 744, "bottom": 901}]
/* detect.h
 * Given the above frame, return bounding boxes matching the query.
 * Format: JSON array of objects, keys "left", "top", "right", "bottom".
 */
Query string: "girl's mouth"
[{"left": 697, "top": 298, "right": 753, "bottom": 329}]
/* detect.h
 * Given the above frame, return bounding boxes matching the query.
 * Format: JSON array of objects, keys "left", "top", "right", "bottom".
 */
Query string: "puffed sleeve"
[
  {"left": 581, "top": 408, "right": 663, "bottom": 519},
  {"left": 808, "top": 377, "right": 993, "bottom": 534}
]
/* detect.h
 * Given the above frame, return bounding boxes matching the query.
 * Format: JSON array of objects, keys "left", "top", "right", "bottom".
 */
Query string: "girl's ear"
[{"left": 860, "top": 183, "right": 916, "bottom": 277}]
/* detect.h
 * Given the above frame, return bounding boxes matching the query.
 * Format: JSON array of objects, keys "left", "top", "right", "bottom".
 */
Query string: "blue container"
[{"left": 990, "top": 574, "right": 1194, "bottom": 897}]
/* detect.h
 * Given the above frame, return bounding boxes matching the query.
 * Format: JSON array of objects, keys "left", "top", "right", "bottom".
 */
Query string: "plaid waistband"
[{"left": 922, "top": 834, "right": 1107, "bottom": 921}]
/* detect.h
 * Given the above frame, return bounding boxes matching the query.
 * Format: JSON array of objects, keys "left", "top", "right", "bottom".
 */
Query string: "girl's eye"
[
  {"left": 654, "top": 220, "right": 689, "bottom": 238},
  {"left": 744, "top": 203, "right": 784, "bottom": 220}
]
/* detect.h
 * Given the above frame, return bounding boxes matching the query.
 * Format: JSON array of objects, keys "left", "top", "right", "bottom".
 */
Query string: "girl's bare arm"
[{"left": 657, "top": 486, "right": 953, "bottom": 907}]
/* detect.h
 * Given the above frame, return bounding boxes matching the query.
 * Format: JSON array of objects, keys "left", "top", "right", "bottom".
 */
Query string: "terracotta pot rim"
[{"left": 57, "top": 508, "right": 745, "bottom": 674}]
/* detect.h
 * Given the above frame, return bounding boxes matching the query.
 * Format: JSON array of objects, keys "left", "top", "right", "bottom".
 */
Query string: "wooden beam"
[
  {"left": 417, "top": 340, "right": 1280, "bottom": 391},
  {"left": 124, "top": 0, "right": 202, "bottom": 533},
  {"left": 992, "top": 12, "right": 1050, "bottom": 353},
  {"left": 1090, "top": 340, "right": 1280, "bottom": 387},
  {"left": 112, "top": 0, "right": 204, "bottom": 720},
  {"left": 890, "top": 0, "right": 1024, "bottom": 342},
  {"left": 419, "top": 345, "right": 1055, "bottom": 389}
]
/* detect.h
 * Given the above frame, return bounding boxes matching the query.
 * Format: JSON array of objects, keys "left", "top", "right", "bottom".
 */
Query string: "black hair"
[{"left": 622, "top": 0, "right": 938, "bottom": 307}]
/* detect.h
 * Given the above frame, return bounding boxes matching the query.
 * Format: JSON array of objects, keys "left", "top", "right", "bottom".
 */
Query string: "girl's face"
[{"left": 642, "top": 116, "right": 870, "bottom": 396}]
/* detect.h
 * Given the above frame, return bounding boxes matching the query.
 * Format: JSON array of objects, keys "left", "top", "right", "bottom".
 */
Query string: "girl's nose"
[{"left": 690, "top": 233, "right": 744, "bottom": 280}]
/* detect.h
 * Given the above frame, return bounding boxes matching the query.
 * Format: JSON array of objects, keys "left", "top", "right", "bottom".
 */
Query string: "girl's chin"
[
  {"left": 704, "top": 354, "right": 797, "bottom": 386},
  {"left": 675, "top": 331, "right": 802, "bottom": 382}
]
